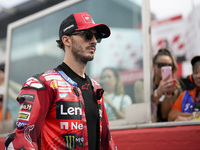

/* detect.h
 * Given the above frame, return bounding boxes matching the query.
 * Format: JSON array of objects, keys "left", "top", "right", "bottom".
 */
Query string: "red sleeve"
[
  {"left": 171, "top": 91, "right": 185, "bottom": 112},
  {"left": 5, "top": 76, "right": 53, "bottom": 149},
  {"left": 101, "top": 99, "right": 117, "bottom": 150}
]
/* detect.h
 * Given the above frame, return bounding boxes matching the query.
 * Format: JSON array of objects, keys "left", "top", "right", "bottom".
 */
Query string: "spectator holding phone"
[
  {"left": 152, "top": 48, "right": 183, "bottom": 122},
  {"left": 168, "top": 56, "right": 200, "bottom": 121}
]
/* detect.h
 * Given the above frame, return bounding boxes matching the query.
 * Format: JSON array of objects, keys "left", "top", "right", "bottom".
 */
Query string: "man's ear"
[{"left": 62, "top": 35, "right": 71, "bottom": 47}]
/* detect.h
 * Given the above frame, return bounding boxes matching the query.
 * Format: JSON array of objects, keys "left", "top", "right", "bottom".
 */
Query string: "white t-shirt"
[{"left": 104, "top": 93, "right": 132, "bottom": 120}]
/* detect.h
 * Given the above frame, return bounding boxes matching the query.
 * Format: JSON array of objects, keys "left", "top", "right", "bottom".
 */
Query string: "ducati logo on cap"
[
  {"left": 85, "top": 17, "right": 90, "bottom": 21},
  {"left": 81, "top": 14, "right": 95, "bottom": 24}
]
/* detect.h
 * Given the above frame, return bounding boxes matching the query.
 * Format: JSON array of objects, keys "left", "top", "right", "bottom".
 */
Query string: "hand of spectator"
[
  {"left": 193, "top": 112, "right": 200, "bottom": 119},
  {"left": 157, "top": 76, "right": 180, "bottom": 96},
  {"left": 175, "top": 115, "right": 193, "bottom": 121}
]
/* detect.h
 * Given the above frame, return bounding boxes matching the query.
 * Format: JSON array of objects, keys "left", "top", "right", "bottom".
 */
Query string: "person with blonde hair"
[
  {"left": 152, "top": 48, "right": 183, "bottom": 122},
  {"left": 100, "top": 67, "right": 132, "bottom": 120}
]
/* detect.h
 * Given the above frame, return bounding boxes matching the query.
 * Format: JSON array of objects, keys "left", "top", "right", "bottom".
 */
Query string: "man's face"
[{"left": 70, "top": 29, "right": 98, "bottom": 64}]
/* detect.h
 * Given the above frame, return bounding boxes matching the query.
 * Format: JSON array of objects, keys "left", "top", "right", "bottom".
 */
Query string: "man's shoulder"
[
  {"left": 22, "top": 73, "right": 45, "bottom": 90},
  {"left": 22, "top": 70, "right": 62, "bottom": 90},
  {"left": 41, "top": 70, "right": 62, "bottom": 81}
]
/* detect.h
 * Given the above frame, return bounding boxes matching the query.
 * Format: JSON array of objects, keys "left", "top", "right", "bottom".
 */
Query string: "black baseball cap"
[
  {"left": 191, "top": 56, "right": 200, "bottom": 66},
  {"left": 57, "top": 12, "right": 110, "bottom": 41}
]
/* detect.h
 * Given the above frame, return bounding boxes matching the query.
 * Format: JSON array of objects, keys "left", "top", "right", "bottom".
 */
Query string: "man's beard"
[{"left": 71, "top": 38, "right": 94, "bottom": 64}]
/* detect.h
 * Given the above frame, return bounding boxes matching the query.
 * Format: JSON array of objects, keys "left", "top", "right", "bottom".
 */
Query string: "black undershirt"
[{"left": 56, "top": 62, "right": 99, "bottom": 150}]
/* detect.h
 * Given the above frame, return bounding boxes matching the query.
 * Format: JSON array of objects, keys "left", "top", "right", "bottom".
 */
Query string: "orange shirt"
[
  {"left": 172, "top": 87, "right": 198, "bottom": 112},
  {"left": 0, "top": 108, "right": 12, "bottom": 121}
]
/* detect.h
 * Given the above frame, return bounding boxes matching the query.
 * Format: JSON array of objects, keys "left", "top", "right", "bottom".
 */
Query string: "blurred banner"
[{"left": 151, "top": 5, "right": 200, "bottom": 77}]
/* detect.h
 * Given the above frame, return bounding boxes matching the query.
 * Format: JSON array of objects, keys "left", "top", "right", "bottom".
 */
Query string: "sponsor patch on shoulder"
[
  {"left": 23, "top": 77, "right": 44, "bottom": 90},
  {"left": 59, "top": 93, "right": 68, "bottom": 98},
  {"left": 16, "top": 121, "right": 28, "bottom": 130},
  {"left": 50, "top": 81, "right": 58, "bottom": 89},
  {"left": 58, "top": 81, "right": 70, "bottom": 87},
  {"left": 42, "top": 71, "right": 59, "bottom": 76},
  {"left": 18, "top": 111, "right": 30, "bottom": 121},
  {"left": 17, "top": 94, "right": 35, "bottom": 103},
  {"left": 20, "top": 102, "right": 33, "bottom": 111},
  {"left": 44, "top": 75, "right": 62, "bottom": 81},
  {"left": 59, "top": 87, "right": 71, "bottom": 93}
]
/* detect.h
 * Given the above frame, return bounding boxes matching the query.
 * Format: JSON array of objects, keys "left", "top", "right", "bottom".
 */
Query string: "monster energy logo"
[{"left": 63, "top": 133, "right": 84, "bottom": 149}]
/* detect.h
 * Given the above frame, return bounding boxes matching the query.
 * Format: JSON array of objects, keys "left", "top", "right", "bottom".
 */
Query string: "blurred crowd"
[
  {"left": 151, "top": 48, "right": 200, "bottom": 122},
  {"left": 1, "top": 48, "right": 200, "bottom": 125}
]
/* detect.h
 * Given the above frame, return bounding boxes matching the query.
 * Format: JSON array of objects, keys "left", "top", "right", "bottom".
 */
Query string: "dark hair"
[
  {"left": 153, "top": 48, "right": 177, "bottom": 74},
  {"left": 192, "top": 61, "right": 200, "bottom": 72},
  {"left": 56, "top": 40, "right": 65, "bottom": 51}
]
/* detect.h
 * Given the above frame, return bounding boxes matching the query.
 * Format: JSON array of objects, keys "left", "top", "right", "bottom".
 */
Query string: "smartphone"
[{"left": 161, "top": 66, "right": 172, "bottom": 80}]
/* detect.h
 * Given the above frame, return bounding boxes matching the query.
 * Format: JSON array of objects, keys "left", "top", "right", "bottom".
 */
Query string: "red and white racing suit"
[{"left": 5, "top": 70, "right": 116, "bottom": 150}]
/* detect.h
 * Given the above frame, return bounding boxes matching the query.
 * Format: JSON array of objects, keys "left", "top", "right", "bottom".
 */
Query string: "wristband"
[
  {"left": 154, "top": 89, "right": 158, "bottom": 97},
  {"left": 159, "top": 95, "right": 165, "bottom": 102}
]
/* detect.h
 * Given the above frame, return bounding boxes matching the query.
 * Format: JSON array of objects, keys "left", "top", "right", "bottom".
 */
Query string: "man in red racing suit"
[
  {"left": 5, "top": 12, "right": 117, "bottom": 150},
  {"left": 5, "top": 69, "right": 116, "bottom": 149}
]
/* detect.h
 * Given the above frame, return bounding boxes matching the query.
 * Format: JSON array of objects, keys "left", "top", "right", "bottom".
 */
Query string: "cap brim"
[
  {"left": 95, "top": 24, "right": 110, "bottom": 38},
  {"left": 75, "top": 23, "right": 110, "bottom": 38},
  {"left": 191, "top": 56, "right": 200, "bottom": 66}
]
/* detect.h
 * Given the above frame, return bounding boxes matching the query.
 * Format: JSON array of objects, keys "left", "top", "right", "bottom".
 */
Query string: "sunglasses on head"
[
  {"left": 156, "top": 62, "right": 172, "bottom": 68},
  {"left": 70, "top": 30, "right": 102, "bottom": 43}
]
